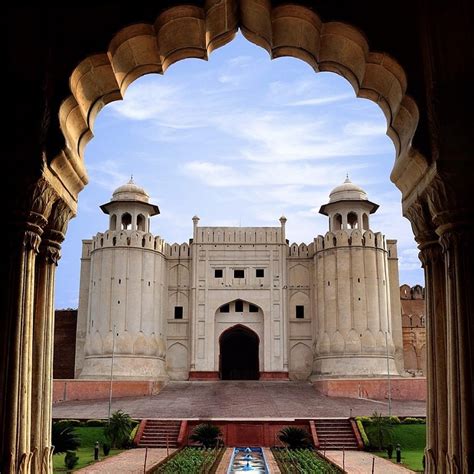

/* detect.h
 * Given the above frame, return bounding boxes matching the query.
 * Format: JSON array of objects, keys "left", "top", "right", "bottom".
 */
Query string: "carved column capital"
[
  {"left": 11, "top": 177, "right": 60, "bottom": 253},
  {"left": 418, "top": 240, "right": 443, "bottom": 268},
  {"left": 404, "top": 197, "right": 437, "bottom": 245},
  {"left": 425, "top": 172, "right": 473, "bottom": 234},
  {"left": 39, "top": 199, "right": 74, "bottom": 264}
]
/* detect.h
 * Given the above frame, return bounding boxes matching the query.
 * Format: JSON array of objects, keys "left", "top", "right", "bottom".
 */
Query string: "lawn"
[
  {"left": 53, "top": 427, "right": 123, "bottom": 472},
  {"left": 367, "top": 424, "right": 426, "bottom": 472}
]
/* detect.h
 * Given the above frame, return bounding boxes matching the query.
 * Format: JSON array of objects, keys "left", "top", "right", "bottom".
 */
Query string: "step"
[
  {"left": 143, "top": 429, "right": 180, "bottom": 433},
  {"left": 136, "top": 419, "right": 183, "bottom": 448}
]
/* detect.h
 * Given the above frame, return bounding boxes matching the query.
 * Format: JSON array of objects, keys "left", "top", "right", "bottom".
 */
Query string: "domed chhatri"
[
  {"left": 319, "top": 176, "right": 379, "bottom": 231},
  {"left": 111, "top": 177, "right": 149, "bottom": 203},
  {"left": 329, "top": 176, "right": 368, "bottom": 203},
  {"left": 100, "top": 178, "right": 160, "bottom": 221}
]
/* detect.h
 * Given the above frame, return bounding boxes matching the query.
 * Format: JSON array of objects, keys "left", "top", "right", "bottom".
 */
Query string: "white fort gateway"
[{"left": 75, "top": 177, "right": 403, "bottom": 382}]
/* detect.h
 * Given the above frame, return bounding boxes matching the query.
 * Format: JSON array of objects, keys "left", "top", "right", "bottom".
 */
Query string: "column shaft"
[
  {"left": 420, "top": 241, "right": 447, "bottom": 473},
  {"left": 441, "top": 228, "right": 474, "bottom": 473}
]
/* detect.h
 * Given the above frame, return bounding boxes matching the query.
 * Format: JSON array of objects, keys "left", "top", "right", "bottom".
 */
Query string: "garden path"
[{"left": 75, "top": 448, "right": 175, "bottom": 473}]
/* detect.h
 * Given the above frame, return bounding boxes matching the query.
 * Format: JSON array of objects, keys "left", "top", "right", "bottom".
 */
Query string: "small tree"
[
  {"left": 278, "top": 427, "right": 312, "bottom": 449},
  {"left": 64, "top": 451, "right": 79, "bottom": 471},
  {"left": 52, "top": 423, "right": 80, "bottom": 454},
  {"left": 371, "top": 411, "right": 393, "bottom": 450},
  {"left": 189, "top": 423, "right": 222, "bottom": 448},
  {"left": 104, "top": 410, "right": 134, "bottom": 448}
]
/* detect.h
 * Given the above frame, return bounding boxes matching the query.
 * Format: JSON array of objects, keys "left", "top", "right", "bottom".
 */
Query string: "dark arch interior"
[{"left": 220, "top": 326, "right": 259, "bottom": 380}]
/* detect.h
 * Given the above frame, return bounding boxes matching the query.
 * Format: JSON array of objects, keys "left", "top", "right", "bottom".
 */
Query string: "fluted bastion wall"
[
  {"left": 312, "top": 228, "right": 399, "bottom": 377},
  {"left": 79, "top": 229, "right": 168, "bottom": 380}
]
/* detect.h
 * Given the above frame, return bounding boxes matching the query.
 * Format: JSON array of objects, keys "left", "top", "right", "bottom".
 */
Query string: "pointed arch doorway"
[{"left": 219, "top": 325, "right": 260, "bottom": 380}]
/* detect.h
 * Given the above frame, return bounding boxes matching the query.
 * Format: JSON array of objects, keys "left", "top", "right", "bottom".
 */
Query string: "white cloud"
[
  {"left": 399, "top": 248, "right": 422, "bottom": 271},
  {"left": 182, "top": 161, "right": 367, "bottom": 189},
  {"left": 86, "top": 160, "right": 130, "bottom": 192},
  {"left": 344, "top": 121, "right": 387, "bottom": 136},
  {"left": 288, "top": 94, "right": 353, "bottom": 106},
  {"left": 56, "top": 34, "right": 424, "bottom": 309},
  {"left": 110, "top": 83, "right": 181, "bottom": 120}
]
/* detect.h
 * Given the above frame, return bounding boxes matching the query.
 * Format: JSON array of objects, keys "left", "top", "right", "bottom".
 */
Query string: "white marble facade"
[{"left": 75, "top": 178, "right": 403, "bottom": 381}]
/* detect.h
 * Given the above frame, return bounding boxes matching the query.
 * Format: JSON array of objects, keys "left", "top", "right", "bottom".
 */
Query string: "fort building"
[{"left": 74, "top": 177, "right": 405, "bottom": 381}]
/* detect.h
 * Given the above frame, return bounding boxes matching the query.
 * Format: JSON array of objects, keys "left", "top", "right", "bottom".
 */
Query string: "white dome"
[
  {"left": 111, "top": 178, "right": 149, "bottom": 204},
  {"left": 329, "top": 177, "right": 368, "bottom": 203}
]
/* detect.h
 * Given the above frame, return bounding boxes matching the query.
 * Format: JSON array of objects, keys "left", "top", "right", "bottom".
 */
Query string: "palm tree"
[
  {"left": 371, "top": 411, "right": 393, "bottom": 450},
  {"left": 278, "top": 427, "right": 312, "bottom": 449},
  {"left": 104, "top": 410, "right": 134, "bottom": 448},
  {"left": 189, "top": 423, "right": 222, "bottom": 448},
  {"left": 52, "top": 423, "right": 80, "bottom": 454}
]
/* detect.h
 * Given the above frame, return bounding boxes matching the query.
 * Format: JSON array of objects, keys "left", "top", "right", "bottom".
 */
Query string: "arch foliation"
[{"left": 58, "top": 1, "right": 425, "bottom": 202}]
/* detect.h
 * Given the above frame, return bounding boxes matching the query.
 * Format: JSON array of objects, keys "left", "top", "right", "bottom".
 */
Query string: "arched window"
[
  {"left": 137, "top": 214, "right": 146, "bottom": 231},
  {"left": 333, "top": 213, "right": 342, "bottom": 230},
  {"left": 347, "top": 212, "right": 358, "bottom": 229},
  {"left": 363, "top": 213, "right": 369, "bottom": 230},
  {"left": 110, "top": 214, "right": 117, "bottom": 231},
  {"left": 121, "top": 212, "right": 132, "bottom": 230}
]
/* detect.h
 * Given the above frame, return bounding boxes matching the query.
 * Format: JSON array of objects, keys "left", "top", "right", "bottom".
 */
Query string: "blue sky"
[{"left": 55, "top": 33, "right": 423, "bottom": 309}]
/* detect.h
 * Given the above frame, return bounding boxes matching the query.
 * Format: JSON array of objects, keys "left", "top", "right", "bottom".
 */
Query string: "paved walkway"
[
  {"left": 215, "top": 448, "right": 234, "bottom": 473},
  {"left": 323, "top": 450, "right": 414, "bottom": 473},
  {"left": 263, "top": 447, "right": 281, "bottom": 473},
  {"left": 76, "top": 448, "right": 175, "bottom": 473},
  {"left": 53, "top": 381, "right": 426, "bottom": 419}
]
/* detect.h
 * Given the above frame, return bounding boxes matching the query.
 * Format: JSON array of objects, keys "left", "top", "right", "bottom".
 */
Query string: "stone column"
[
  {"left": 439, "top": 225, "right": 474, "bottom": 473},
  {"left": 2, "top": 178, "right": 55, "bottom": 474},
  {"left": 31, "top": 201, "right": 71, "bottom": 474},
  {"left": 418, "top": 237, "right": 447, "bottom": 473}
]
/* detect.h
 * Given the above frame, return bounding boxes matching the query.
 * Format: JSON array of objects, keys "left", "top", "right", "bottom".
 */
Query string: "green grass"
[
  {"left": 53, "top": 427, "right": 123, "bottom": 472},
  {"left": 365, "top": 423, "right": 426, "bottom": 449},
  {"left": 369, "top": 424, "right": 426, "bottom": 472},
  {"left": 374, "top": 450, "right": 424, "bottom": 472}
]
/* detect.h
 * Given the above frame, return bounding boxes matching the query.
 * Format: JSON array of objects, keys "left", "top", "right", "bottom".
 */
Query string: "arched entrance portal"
[{"left": 220, "top": 325, "right": 259, "bottom": 380}]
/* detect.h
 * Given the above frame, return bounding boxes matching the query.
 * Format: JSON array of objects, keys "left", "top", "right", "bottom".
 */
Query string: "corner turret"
[{"left": 319, "top": 176, "right": 378, "bottom": 232}]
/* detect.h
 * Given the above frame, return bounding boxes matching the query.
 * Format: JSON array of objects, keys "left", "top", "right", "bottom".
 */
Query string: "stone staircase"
[
  {"left": 136, "top": 419, "right": 181, "bottom": 448},
  {"left": 314, "top": 418, "right": 359, "bottom": 450}
]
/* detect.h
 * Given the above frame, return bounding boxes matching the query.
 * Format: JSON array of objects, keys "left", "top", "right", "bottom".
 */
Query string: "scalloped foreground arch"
[{"left": 58, "top": 1, "right": 426, "bottom": 198}]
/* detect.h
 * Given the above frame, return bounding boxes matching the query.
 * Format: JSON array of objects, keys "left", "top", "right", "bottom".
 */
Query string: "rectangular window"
[
  {"left": 234, "top": 269, "right": 245, "bottom": 278},
  {"left": 256, "top": 268, "right": 264, "bottom": 278},
  {"left": 174, "top": 306, "right": 183, "bottom": 319},
  {"left": 296, "top": 305, "right": 305, "bottom": 319},
  {"left": 235, "top": 300, "right": 244, "bottom": 312},
  {"left": 214, "top": 269, "right": 223, "bottom": 278},
  {"left": 249, "top": 304, "right": 259, "bottom": 313},
  {"left": 220, "top": 304, "right": 230, "bottom": 313}
]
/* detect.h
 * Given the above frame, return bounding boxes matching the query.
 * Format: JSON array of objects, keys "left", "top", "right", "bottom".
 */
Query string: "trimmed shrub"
[
  {"left": 357, "top": 416, "right": 373, "bottom": 424},
  {"left": 402, "top": 417, "right": 426, "bottom": 424},
  {"left": 356, "top": 419, "right": 370, "bottom": 447},
  {"left": 84, "top": 419, "right": 107, "bottom": 427},
  {"left": 389, "top": 416, "right": 401, "bottom": 424},
  {"left": 55, "top": 419, "right": 82, "bottom": 428},
  {"left": 102, "top": 443, "right": 111, "bottom": 456},
  {"left": 129, "top": 424, "right": 139, "bottom": 446}
]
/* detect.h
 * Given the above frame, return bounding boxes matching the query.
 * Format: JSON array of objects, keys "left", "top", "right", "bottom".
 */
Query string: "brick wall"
[{"left": 53, "top": 309, "right": 77, "bottom": 379}]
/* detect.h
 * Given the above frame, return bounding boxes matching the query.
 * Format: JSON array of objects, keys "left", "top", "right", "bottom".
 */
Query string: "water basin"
[{"left": 227, "top": 447, "right": 269, "bottom": 473}]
